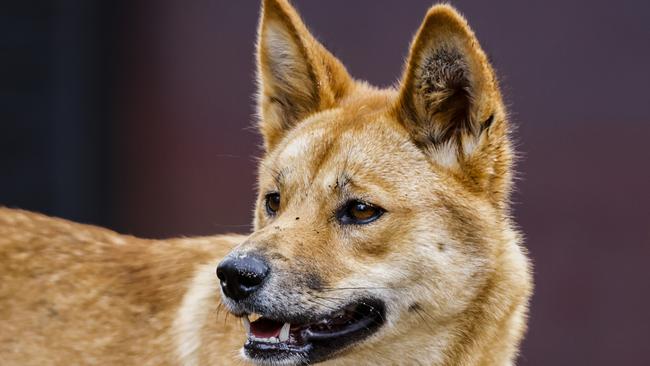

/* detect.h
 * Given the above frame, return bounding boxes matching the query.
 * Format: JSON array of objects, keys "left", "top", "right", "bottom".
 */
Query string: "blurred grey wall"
[{"left": 1, "top": 1, "right": 649, "bottom": 365}]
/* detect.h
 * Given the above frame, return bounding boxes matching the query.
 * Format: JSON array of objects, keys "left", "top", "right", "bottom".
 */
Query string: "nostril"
[
  {"left": 238, "top": 269, "right": 268, "bottom": 288},
  {"left": 216, "top": 254, "right": 270, "bottom": 301},
  {"left": 215, "top": 267, "right": 226, "bottom": 282}
]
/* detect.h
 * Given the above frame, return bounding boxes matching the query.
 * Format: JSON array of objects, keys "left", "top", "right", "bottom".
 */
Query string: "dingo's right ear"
[{"left": 256, "top": 0, "right": 352, "bottom": 151}]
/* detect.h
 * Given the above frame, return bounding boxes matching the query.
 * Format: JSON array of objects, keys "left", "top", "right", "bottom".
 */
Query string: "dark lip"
[{"left": 242, "top": 298, "right": 386, "bottom": 364}]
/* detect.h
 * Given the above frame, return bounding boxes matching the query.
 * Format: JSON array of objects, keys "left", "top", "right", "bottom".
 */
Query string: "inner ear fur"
[
  {"left": 394, "top": 5, "right": 501, "bottom": 166},
  {"left": 257, "top": 0, "right": 352, "bottom": 151},
  {"left": 394, "top": 5, "right": 513, "bottom": 209}
]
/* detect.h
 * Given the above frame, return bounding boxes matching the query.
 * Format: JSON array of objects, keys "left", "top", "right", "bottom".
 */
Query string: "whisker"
[
  {"left": 215, "top": 302, "right": 225, "bottom": 319},
  {"left": 413, "top": 308, "right": 436, "bottom": 333},
  {"left": 413, "top": 305, "right": 437, "bottom": 323},
  {"left": 223, "top": 309, "right": 232, "bottom": 326},
  {"left": 316, "top": 286, "right": 397, "bottom": 292},
  {"left": 306, "top": 298, "right": 340, "bottom": 313},
  {"left": 312, "top": 294, "right": 346, "bottom": 301}
]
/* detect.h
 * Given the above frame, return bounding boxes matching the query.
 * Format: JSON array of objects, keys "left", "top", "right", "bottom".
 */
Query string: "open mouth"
[{"left": 241, "top": 298, "right": 385, "bottom": 364}]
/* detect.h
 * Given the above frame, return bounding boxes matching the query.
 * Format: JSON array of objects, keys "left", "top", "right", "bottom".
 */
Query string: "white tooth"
[
  {"left": 269, "top": 337, "right": 279, "bottom": 343},
  {"left": 242, "top": 316, "right": 251, "bottom": 335},
  {"left": 279, "top": 322, "right": 290, "bottom": 342}
]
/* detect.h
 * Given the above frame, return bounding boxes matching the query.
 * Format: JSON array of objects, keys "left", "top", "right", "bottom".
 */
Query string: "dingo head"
[{"left": 217, "top": 1, "right": 528, "bottom": 364}]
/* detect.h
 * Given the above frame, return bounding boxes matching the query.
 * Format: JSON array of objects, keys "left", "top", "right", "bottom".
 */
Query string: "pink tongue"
[{"left": 250, "top": 317, "right": 283, "bottom": 338}]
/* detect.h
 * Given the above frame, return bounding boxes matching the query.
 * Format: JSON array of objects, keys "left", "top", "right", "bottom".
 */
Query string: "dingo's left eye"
[{"left": 337, "top": 200, "right": 384, "bottom": 225}]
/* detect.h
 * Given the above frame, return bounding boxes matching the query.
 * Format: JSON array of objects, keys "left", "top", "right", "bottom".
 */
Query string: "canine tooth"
[
  {"left": 242, "top": 315, "right": 251, "bottom": 335},
  {"left": 279, "top": 322, "right": 290, "bottom": 342}
]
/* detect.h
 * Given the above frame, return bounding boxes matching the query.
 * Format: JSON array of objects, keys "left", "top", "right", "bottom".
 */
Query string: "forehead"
[{"left": 261, "top": 108, "right": 431, "bottom": 192}]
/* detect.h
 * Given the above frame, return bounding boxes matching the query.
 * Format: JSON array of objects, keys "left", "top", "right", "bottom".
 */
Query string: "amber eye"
[
  {"left": 337, "top": 200, "right": 384, "bottom": 225},
  {"left": 265, "top": 193, "right": 281, "bottom": 216}
]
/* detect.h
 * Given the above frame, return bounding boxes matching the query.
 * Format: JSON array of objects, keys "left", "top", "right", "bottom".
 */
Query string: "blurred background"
[{"left": 1, "top": 0, "right": 649, "bottom": 364}]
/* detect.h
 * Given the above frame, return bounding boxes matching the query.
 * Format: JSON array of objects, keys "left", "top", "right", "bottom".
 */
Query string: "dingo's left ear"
[
  {"left": 394, "top": 5, "right": 503, "bottom": 168},
  {"left": 256, "top": 0, "right": 352, "bottom": 151},
  {"left": 395, "top": 5, "right": 513, "bottom": 207}
]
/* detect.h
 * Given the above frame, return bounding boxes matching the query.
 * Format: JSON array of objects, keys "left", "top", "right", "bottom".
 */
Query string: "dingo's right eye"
[
  {"left": 337, "top": 200, "right": 384, "bottom": 225},
  {"left": 265, "top": 192, "right": 281, "bottom": 216}
]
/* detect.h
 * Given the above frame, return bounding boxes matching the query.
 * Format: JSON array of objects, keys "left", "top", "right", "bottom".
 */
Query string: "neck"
[{"left": 443, "top": 235, "right": 532, "bottom": 366}]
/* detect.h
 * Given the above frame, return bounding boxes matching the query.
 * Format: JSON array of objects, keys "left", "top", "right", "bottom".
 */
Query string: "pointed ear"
[
  {"left": 256, "top": 0, "right": 352, "bottom": 151},
  {"left": 394, "top": 5, "right": 502, "bottom": 167}
]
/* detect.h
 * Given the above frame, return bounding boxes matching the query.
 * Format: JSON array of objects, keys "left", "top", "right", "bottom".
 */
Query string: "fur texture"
[{"left": 0, "top": 1, "right": 532, "bottom": 365}]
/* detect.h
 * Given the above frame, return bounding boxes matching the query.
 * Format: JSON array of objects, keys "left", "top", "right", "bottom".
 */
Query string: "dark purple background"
[{"left": 2, "top": 1, "right": 649, "bottom": 365}]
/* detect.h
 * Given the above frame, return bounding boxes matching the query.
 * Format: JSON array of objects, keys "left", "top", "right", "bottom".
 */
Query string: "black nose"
[{"left": 216, "top": 255, "right": 270, "bottom": 301}]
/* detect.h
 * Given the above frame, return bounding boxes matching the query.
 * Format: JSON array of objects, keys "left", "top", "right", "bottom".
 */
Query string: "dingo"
[{"left": 0, "top": 1, "right": 532, "bottom": 365}]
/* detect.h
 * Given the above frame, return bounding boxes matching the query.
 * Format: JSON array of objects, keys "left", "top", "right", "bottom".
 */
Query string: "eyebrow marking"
[
  {"left": 261, "top": 162, "right": 286, "bottom": 190},
  {"left": 332, "top": 172, "right": 353, "bottom": 192},
  {"left": 274, "top": 168, "right": 286, "bottom": 188},
  {"left": 330, "top": 145, "right": 354, "bottom": 193}
]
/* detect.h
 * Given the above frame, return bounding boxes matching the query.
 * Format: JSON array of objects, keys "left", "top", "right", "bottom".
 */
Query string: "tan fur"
[{"left": 0, "top": 1, "right": 532, "bottom": 365}]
